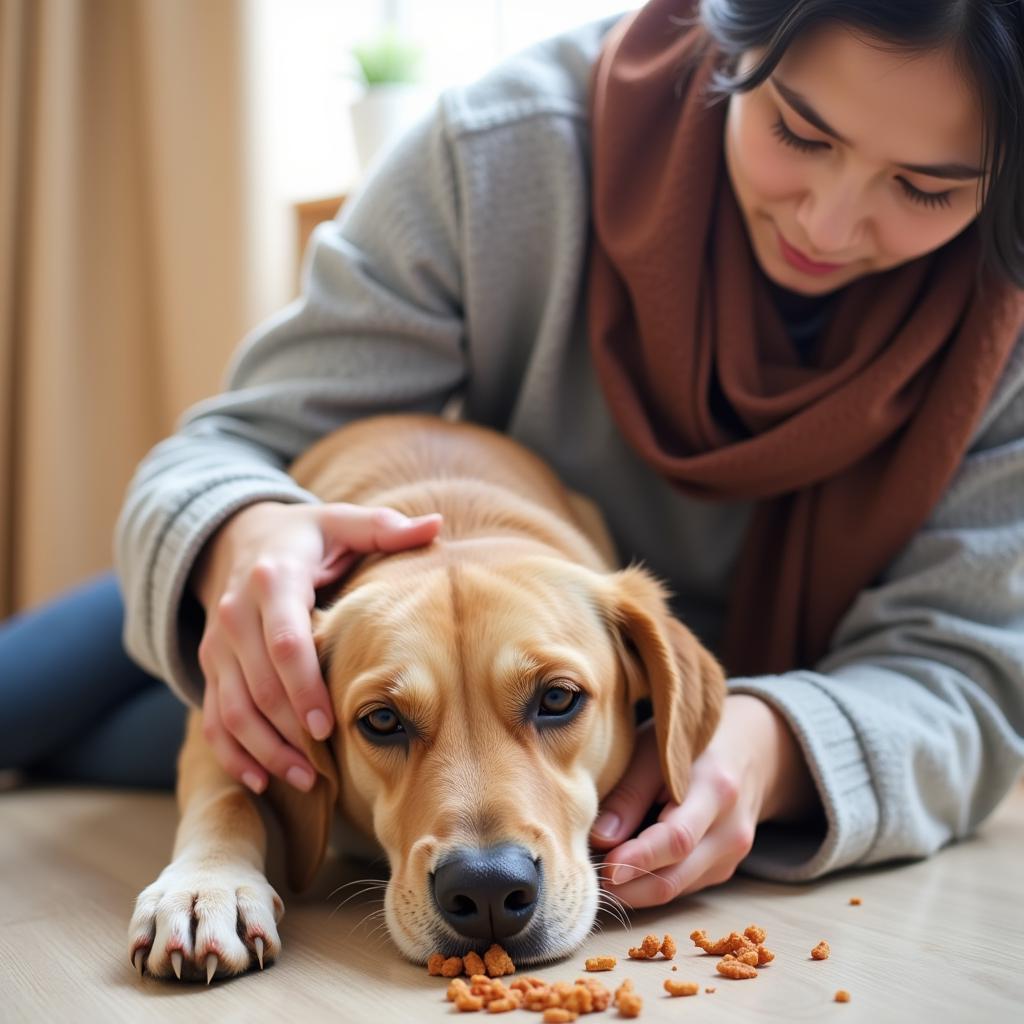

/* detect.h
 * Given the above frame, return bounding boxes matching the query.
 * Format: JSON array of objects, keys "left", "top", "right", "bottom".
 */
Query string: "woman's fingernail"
[
  {"left": 612, "top": 865, "right": 642, "bottom": 885},
  {"left": 306, "top": 709, "right": 331, "bottom": 740},
  {"left": 242, "top": 772, "right": 264, "bottom": 794},
  {"left": 287, "top": 766, "right": 315, "bottom": 791},
  {"left": 592, "top": 812, "right": 621, "bottom": 839}
]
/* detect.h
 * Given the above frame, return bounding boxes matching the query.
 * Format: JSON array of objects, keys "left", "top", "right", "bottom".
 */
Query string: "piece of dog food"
[
  {"left": 705, "top": 987, "right": 716, "bottom": 994},
  {"left": 427, "top": 952, "right": 446, "bottom": 975},
  {"left": 614, "top": 980, "right": 642, "bottom": 1017},
  {"left": 447, "top": 978, "right": 470, "bottom": 1000},
  {"left": 486, "top": 997, "right": 517, "bottom": 1013},
  {"left": 584, "top": 956, "right": 616, "bottom": 971},
  {"left": 561, "top": 983, "right": 595, "bottom": 1014},
  {"left": 454, "top": 993, "right": 484, "bottom": 1012},
  {"left": 716, "top": 958, "right": 758, "bottom": 980},
  {"left": 574, "top": 977, "right": 611, "bottom": 1011},
  {"left": 542, "top": 1011, "right": 578, "bottom": 1023},
  {"left": 811, "top": 941, "right": 831, "bottom": 960},
  {"left": 743, "top": 924, "right": 766, "bottom": 944},
  {"left": 660, "top": 934, "right": 677, "bottom": 959},
  {"left": 690, "top": 929, "right": 753, "bottom": 956},
  {"left": 627, "top": 933, "right": 662, "bottom": 959},
  {"left": 849, "top": 897, "right": 862, "bottom": 906},
  {"left": 663, "top": 979, "right": 699, "bottom": 996},
  {"left": 617, "top": 991, "right": 643, "bottom": 1017},
  {"left": 756, "top": 944, "right": 775, "bottom": 966},
  {"left": 509, "top": 976, "right": 547, "bottom": 992},
  {"left": 835, "top": 989, "right": 851, "bottom": 1003},
  {"left": 464, "top": 951, "right": 486, "bottom": 976},
  {"left": 732, "top": 947, "right": 759, "bottom": 968},
  {"left": 441, "top": 956, "right": 465, "bottom": 978},
  {"left": 484, "top": 943, "right": 516, "bottom": 977}
]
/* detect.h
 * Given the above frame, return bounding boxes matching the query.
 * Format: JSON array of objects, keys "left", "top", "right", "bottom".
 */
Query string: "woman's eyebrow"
[{"left": 769, "top": 76, "right": 984, "bottom": 180}]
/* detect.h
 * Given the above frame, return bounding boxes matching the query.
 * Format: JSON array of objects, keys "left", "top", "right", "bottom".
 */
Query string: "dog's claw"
[
  {"left": 206, "top": 953, "right": 218, "bottom": 985},
  {"left": 171, "top": 950, "right": 183, "bottom": 979},
  {"left": 255, "top": 937, "right": 265, "bottom": 970},
  {"left": 132, "top": 948, "right": 146, "bottom": 977}
]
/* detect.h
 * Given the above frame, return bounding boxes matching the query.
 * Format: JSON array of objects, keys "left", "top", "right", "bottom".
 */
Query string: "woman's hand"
[
  {"left": 190, "top": 500, "right": 442, "bottom": 794},
  {"left": 589, "top": 693, "right": 818, "bottom": 907}
]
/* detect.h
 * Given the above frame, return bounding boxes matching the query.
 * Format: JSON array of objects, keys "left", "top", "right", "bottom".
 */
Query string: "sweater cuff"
[
  {"left": 150, "top": 478, "right": 320, "bottom": 707},
  {"left": 726, "top": 672, "right": 881, "bottom": 882}
]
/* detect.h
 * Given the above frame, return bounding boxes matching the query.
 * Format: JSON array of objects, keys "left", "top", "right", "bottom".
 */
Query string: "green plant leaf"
[{"left": 352, "top": 29, "right": 423, "bottom": 85}]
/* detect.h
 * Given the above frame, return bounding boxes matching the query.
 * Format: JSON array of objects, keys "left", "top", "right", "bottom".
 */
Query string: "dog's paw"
[{"left": 128, "top": 859, "right": 284, "bottom": 982}]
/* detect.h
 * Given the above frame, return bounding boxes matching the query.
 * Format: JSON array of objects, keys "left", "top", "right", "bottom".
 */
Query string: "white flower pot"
[{"left": 349, "top": 83, "right": 433, "bottom": 176}]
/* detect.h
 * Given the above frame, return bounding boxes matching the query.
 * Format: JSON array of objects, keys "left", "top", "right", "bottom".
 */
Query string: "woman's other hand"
[{"left": 589, "top": 694, "right": 818, "bottom": 907}]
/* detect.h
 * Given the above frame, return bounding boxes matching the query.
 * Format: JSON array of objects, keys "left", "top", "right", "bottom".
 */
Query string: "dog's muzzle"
[{"left": 432, "top": 844, "right": 540, "bottom": 941}]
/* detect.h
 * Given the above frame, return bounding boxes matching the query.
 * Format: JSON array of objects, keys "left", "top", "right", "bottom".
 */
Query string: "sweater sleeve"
[
  {"left": 114, "top": 107, "right": 468, "bottom": 708},
  {"left": 728, "top": 338, "right": 1024, "bottom": 881}
]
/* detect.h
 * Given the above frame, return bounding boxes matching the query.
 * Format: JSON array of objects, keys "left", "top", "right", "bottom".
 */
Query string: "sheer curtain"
[{"left": 0, "top": 0, "right": 256, "bottom": 616}]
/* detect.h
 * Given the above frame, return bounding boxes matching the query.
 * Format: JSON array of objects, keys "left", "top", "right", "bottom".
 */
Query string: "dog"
[{"left": 128, "top": 414, "right": 725, "bottom": 982}]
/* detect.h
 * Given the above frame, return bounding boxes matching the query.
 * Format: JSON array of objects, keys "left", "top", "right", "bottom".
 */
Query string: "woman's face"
[{"left": 724, "top": 23, "right": 988, "bottom": 296}]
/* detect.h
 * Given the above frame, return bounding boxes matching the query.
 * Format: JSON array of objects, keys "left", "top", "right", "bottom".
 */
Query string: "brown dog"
[{"left": 128, "top": 414, "right": 724, "bottom": 982}]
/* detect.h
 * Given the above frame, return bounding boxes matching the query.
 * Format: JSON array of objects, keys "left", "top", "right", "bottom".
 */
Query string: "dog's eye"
[
  {"left": 538, "top": 685, "right": 581, "bottom": 717},
  {"left": 360, "top": 707, "right": 404, "bottom": 736}
]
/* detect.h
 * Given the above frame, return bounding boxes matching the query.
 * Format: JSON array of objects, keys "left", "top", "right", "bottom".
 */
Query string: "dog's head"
[{"left": 265, "top": 548, "right": 724, "bottom": 965}]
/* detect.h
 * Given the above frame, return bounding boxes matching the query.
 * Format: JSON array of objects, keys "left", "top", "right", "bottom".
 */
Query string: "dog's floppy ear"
[
  {"left": 262, "top": 609, "right": 340, "bottom": 893},
  {"left": 600, "top": 565, "right": 726, "bottom": 804}
]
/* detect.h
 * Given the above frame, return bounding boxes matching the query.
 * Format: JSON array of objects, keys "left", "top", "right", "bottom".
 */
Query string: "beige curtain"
[{"left": 0, "top": 0, "right": 257, "bottom": 617}]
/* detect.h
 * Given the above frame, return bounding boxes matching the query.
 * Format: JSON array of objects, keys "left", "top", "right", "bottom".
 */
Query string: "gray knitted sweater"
[{"left": 114, "top": 16, "right": 1024, "bottom": 883}]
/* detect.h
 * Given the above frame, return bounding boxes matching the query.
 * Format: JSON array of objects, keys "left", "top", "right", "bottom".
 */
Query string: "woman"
[{"left": 2, "top": 0, "right": 1022, "bottom": 910}]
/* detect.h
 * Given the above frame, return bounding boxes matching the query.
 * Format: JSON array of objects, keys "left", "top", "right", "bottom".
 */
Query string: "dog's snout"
[{"left": 432, "top": 844, "right": 539, "bottom": 941}]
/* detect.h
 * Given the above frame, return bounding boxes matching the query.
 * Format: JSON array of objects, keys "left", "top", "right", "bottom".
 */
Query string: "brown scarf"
[{"left": 587, "top": 0, "right": 1024, "bottom": 677}]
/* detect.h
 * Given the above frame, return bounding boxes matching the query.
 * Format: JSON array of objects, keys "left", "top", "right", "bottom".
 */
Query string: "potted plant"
[{"left": 348, "top": 29, "right": 431, "bottom": 175}]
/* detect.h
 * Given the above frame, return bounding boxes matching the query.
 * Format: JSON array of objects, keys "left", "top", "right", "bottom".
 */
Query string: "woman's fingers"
[
  {"left": 603, "top": 819, "right": 740, "bottom": 908},
  {"left": 589, "top": 720, "right": 663, "bottom": 852},
  {"left": 600, "top": 774, "right": 722, "bottom": 885},
  {"left": 250, "top": 561, "right": 334, "bottom": 741},
  {"left": 213, "top": 657, "right": 319, "bottom": 792},
  {"left": 319, "top": 504, "right": 443, "bottom": 559},
  {"left": 201, "top": 666, "right": 271, "bottom": 794},
  {"left": 217, "top": 583, "right": 313, "bottom": 754}
]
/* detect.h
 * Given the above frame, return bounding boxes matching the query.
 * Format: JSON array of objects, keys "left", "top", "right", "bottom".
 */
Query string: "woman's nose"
[{"left": 795, "top": 179, "right": 867, "bottom": 259}]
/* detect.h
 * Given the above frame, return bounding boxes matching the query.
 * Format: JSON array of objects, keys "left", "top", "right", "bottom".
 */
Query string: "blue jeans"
[{"left": 0, "top": 571, "right": 187, "bottom": 789}]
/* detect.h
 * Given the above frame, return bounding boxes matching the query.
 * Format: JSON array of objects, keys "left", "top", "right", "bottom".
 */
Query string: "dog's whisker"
[
  {"left": 363, "top": 919, "right": 394, "bottom": 951},
  {"left": 593, "top": 860, "right": 661, "bottom": 882},
  {"left": 325, "top": 878, "right": 389, "bottom": 901},
  {"left": 594, "top": 892, "right": 631, "bottom": 930},
  {"left": 328, "top": 884, "right": 389, "bottom": 912},
  {"left": 594, "top": 883, "right": 635, "bottom": 928},
  {"left": 325, "top": 880, "right": 385, "bottom": 897},
  {"left": 345, "top": 905, "right": 388, "bottom": 938},
  {"left": 331, "top": 895, "right": 385, "bottom": 925}
]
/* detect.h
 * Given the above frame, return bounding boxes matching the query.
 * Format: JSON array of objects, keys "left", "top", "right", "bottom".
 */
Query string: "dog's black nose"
[{"left": 432, "top": 844, "right": 539, "bottom": 941}]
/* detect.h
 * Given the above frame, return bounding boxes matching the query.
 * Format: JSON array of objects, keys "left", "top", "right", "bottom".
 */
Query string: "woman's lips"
[{"left": 776, "top": 228, "right": 849, "bottom": 275}]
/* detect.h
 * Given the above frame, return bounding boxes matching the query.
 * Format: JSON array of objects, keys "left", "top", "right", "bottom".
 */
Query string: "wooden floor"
[{"left": 2, "top": 773, "right": 1023, "bottom": 1023}]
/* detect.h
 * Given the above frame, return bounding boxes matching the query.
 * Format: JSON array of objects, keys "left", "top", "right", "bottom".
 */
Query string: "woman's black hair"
[{"left": 684, "top": 0, "right": 1024, "bottom": 287}]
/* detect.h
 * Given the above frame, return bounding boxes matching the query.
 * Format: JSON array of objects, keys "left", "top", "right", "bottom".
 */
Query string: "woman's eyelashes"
[{"left": 770, "top": 114, "right": 953, "bottom": 210}]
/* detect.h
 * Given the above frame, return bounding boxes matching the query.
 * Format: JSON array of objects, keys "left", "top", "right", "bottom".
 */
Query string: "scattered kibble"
[{"left": 664, "top": 979, "right": 699, "bottom": 997}]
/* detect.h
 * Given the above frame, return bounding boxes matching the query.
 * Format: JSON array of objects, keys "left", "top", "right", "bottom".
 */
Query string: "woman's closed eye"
[{"left": 771, "top": 114, "right": 954, "bottom": 210}]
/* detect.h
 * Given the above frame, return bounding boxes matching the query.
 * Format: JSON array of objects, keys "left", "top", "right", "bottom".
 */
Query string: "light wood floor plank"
[{"left": 1, "top": 778, "right": 1022, "bottom": 1022}]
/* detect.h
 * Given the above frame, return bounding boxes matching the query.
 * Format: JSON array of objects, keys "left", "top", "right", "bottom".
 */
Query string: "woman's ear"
[
  {"left": 262, "top": 608, "right": 340, "bottom": 893},
  {"left": 601, "top": 565, "right": 726, "bottom": 804}
]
